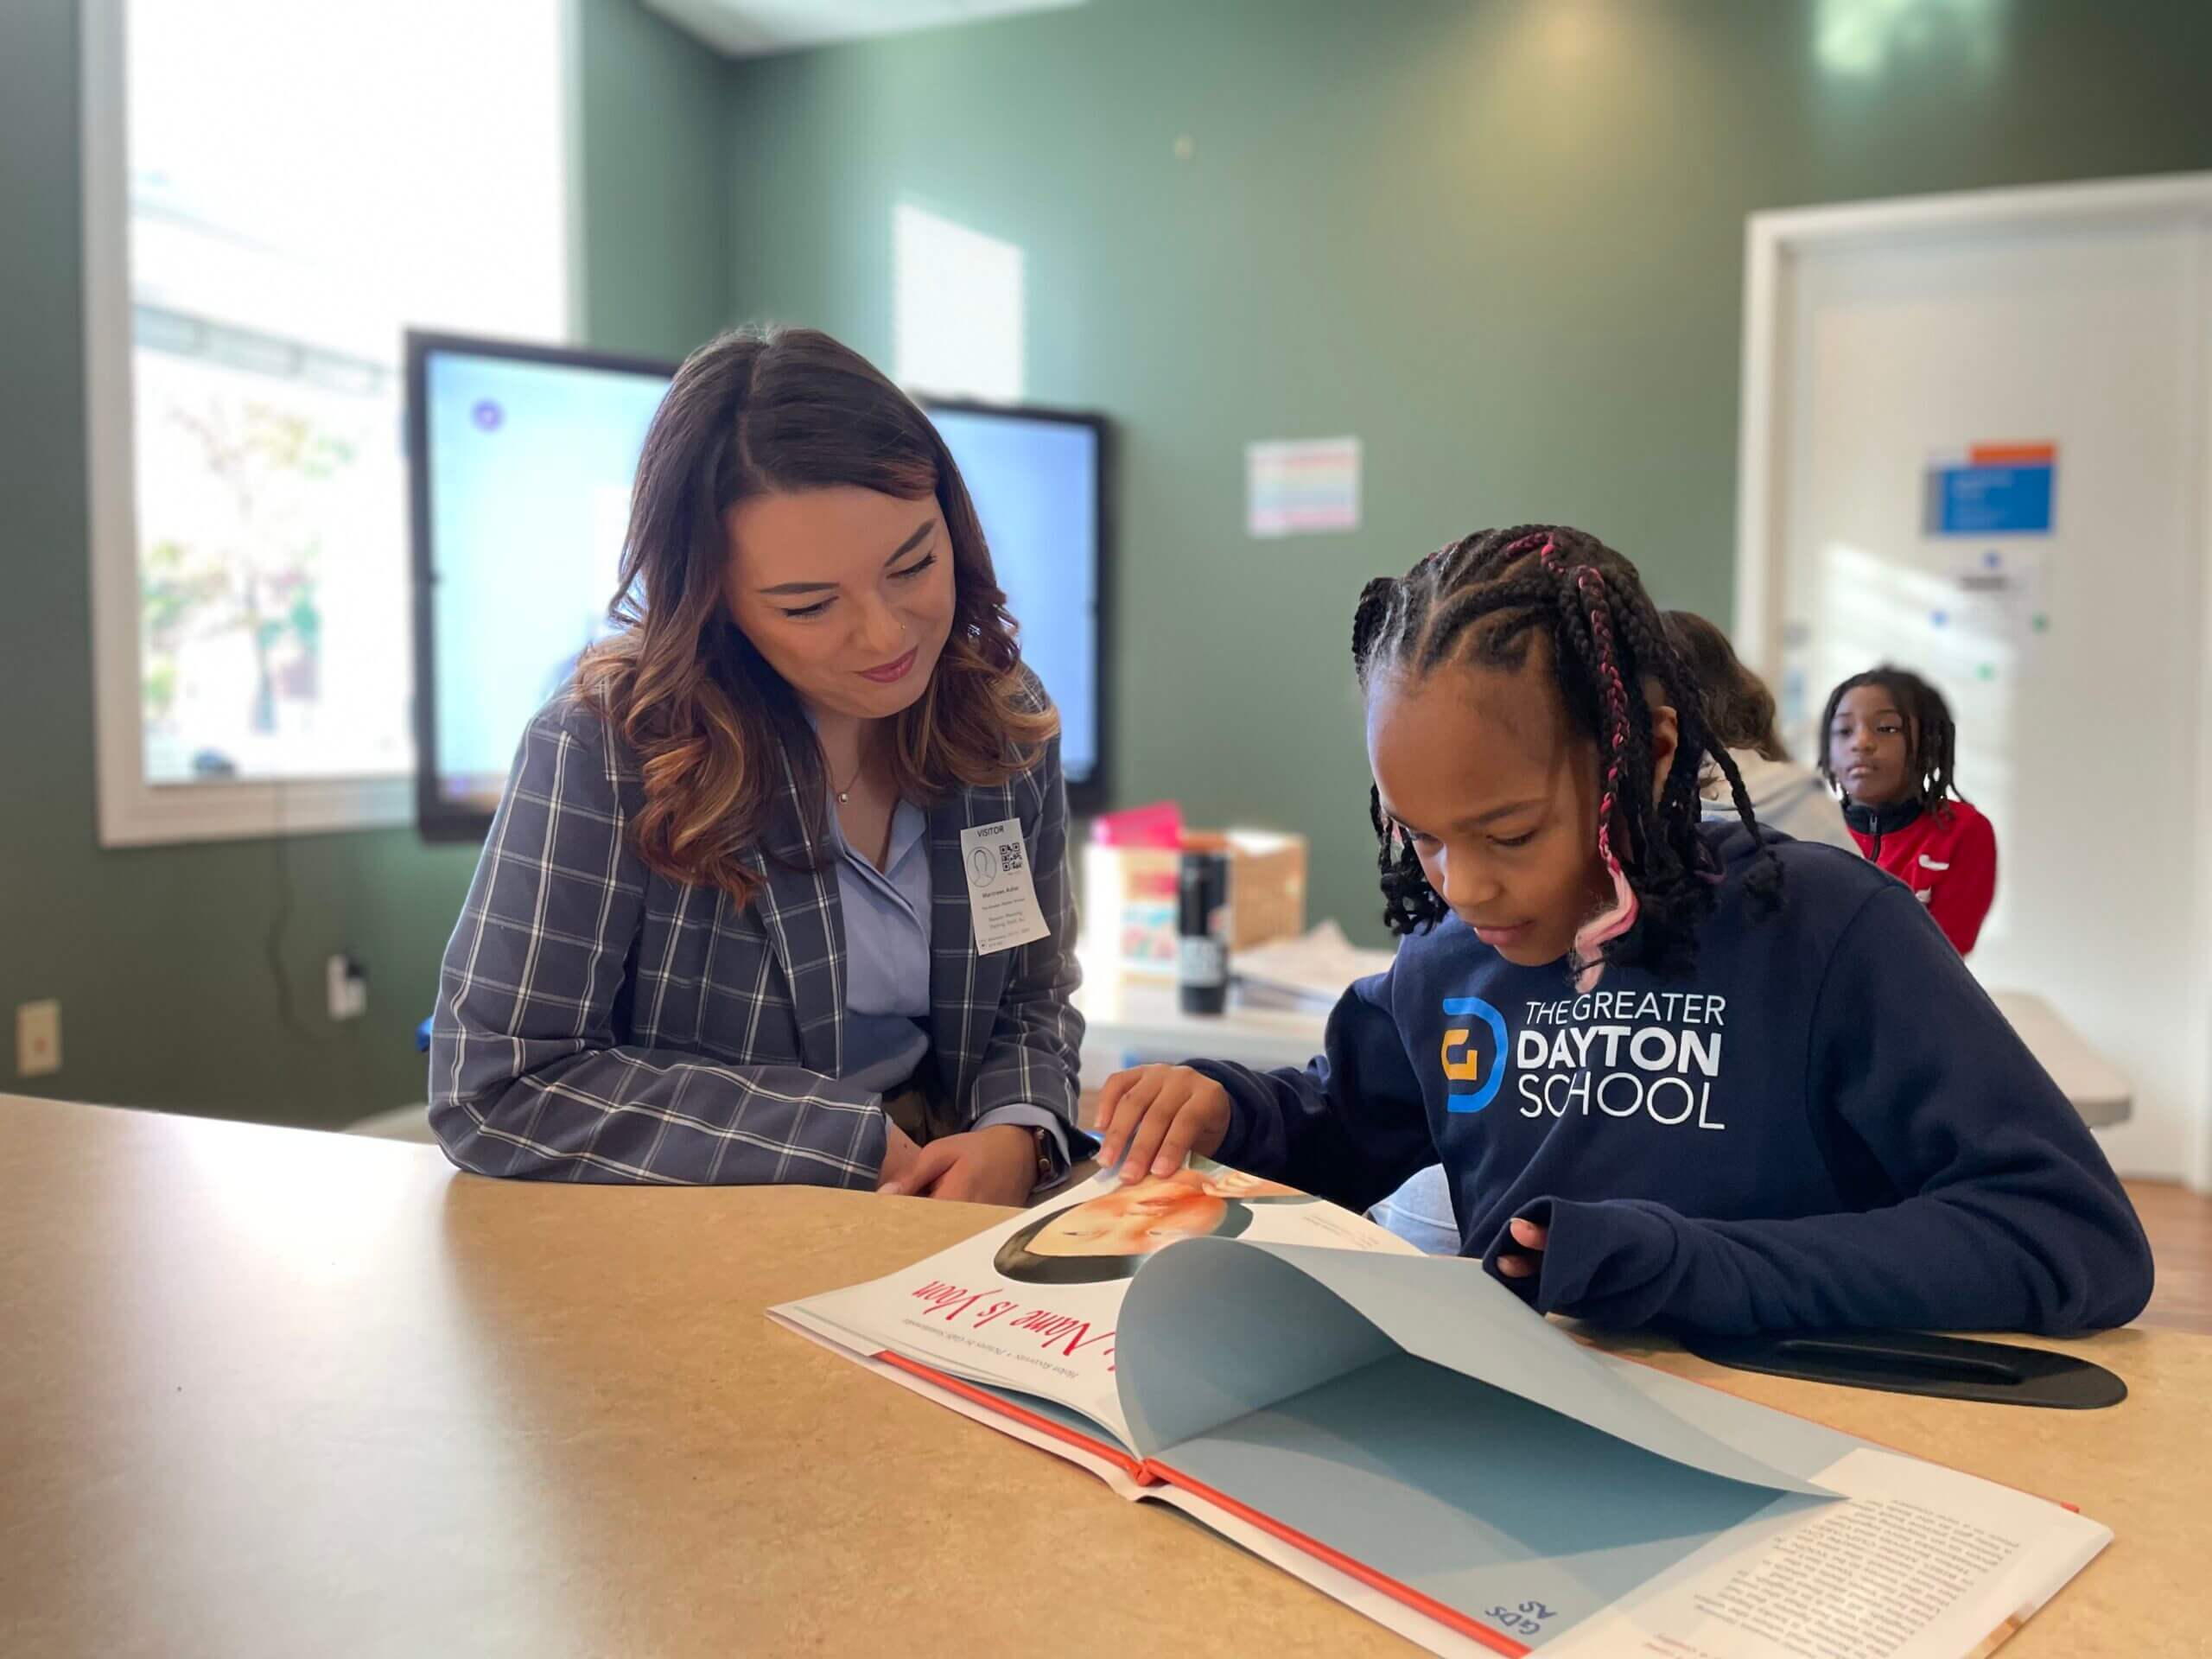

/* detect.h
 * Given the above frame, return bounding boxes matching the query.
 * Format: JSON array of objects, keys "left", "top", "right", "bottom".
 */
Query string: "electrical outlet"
[
  {"left": 326, "top": 956, "right": 368, "bottom": 1022},
  {"left": 16, "top": 1000, "right": 61, "bottom": 1077}
]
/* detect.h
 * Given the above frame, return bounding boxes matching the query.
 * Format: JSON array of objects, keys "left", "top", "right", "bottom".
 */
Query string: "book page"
[
  {"left": 1145, "top": 1480, "right": 1510, "bottom": 1659},
  {"left": 1147, "top": 1350, "right": 1827, "bottom": 1651},
  {"left": 770, "top": 1158, "right": 1416, "bottom": 1450},
  {"left": 1117, "top": 1240, "right": 1832, "bottom": 1496},
  {"left": 1536, "top": 1447, "right": 2111, "bottom": 1658}
]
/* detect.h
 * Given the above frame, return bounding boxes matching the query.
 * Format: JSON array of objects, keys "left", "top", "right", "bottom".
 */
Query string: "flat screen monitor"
[
  {"left": 409, "top": 332, "right": 1111, "bottom": 842},
  {"left": 924, "top": 398, "right": 1109, "bottom": 811}
]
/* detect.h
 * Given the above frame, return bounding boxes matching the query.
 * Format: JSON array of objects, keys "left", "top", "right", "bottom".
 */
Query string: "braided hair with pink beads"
[{"left": 1351, "top": 524, "right": 1782, "bottom": 988}]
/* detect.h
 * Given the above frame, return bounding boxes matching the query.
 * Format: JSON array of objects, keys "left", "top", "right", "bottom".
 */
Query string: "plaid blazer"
[{"left": 428, "top": 682, "right": 1084, "bottom": 1186}]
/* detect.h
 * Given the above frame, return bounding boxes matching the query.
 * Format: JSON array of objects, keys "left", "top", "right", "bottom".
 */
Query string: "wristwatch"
[{"left": 1027, "top": 1126, "right": 1062, "bottom": 1185}]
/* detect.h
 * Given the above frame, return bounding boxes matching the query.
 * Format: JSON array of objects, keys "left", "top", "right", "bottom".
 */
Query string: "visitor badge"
[{"left": 960, "top": 817, "right": 1052, "bottom": 955}]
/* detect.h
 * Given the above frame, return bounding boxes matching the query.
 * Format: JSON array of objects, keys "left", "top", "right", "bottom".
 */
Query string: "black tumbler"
[{"left": 1177, "top": 848, "right": 1231, "bottom": 1015}]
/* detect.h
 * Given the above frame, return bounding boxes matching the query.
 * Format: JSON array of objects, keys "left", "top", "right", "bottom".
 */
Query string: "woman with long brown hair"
[{"left": 429, "top": 326, "right": 1085, "bottom": 1203}]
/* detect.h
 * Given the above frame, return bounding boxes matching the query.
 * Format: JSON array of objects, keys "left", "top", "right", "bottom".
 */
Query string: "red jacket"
[{"left": 1842, "top": 797, "right": 1999, "bottom": 956}]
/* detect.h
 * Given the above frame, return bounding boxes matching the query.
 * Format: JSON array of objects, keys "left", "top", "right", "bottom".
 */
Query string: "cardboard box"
[{"left": 1083, "top": 830, "right": 1308, "bottom": 978}]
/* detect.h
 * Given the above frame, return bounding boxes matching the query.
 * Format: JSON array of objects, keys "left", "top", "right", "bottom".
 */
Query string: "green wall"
[
  {"left": 8, "top": 0, "right": 2212, "bottom": 1126},
  {"left": 724, "top": 0, "right": 2212, "bottom": 944},
  {"left": 0, "top": 0, "right": 727, "bottom": 1126},
  {"left": 579, "top": 0, "right": 734, "bottom": 357}
]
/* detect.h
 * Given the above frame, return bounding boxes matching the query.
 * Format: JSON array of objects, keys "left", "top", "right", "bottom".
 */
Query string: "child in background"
[
  {"left": 1818, "top": 666, "right": 1998, "bottom": 955},
  {"left": 1664, "top": 611, "right": 1854, "bottom": 853},
  {"left": 1096, "top": 526, "right": 2148, "bottom": 1336}
]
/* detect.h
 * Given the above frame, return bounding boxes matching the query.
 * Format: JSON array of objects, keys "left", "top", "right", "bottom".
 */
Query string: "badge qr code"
[{"left": 997, "top": 840, "right": 1026, "bottom": 874}]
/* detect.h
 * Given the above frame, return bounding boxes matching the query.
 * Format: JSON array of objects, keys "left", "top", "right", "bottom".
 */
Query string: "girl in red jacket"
[{"left": 1819, "top": 665, "right": 1998, "bottom": 954}]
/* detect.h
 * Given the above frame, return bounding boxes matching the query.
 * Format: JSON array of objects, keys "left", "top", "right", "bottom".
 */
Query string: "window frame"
[{"left": 78, "top": 0, "right": 587, "bottom": 847}]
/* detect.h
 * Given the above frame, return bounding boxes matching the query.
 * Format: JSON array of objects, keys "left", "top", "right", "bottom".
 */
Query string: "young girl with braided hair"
[
  {"left": 1819, "top": 665, "right": 1999, "bottom": 955},
  {"left": 1097, "top": 525, "right": 2149, "bottom": 1336}
]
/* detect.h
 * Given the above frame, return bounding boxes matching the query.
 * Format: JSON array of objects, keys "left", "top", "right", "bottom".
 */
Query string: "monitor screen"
[
  {"left": 926, "top": 401, "right": 1106, "bottom": 800},
  {"left": 410, "top": 334, "right": 671, "bottom": 837},
  {"left": 410, "top": 333, "right": 1110, "bottom": 842}
]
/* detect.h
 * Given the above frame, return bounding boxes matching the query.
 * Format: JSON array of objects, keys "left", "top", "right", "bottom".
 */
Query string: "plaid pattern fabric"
[{"left": 428, "top": 680, "right": 1084, "bottom": 1186}]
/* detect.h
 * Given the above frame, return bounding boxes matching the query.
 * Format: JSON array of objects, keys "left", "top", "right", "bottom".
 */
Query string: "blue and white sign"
[{"left": 1923, "top": 443, "right": 2056, "bottom": 535}]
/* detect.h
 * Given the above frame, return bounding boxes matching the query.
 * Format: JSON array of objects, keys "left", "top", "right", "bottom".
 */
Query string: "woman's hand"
[
  {"left": 1496, "top": 1217, "right": 1548, "bottom": 1281},
  {"left": 880, "top": 1125, "right": 1039, "bottom": 1205},
  {"left": 878, "top": 1121, "right": 925, "bottom": 1192},
  {"left": 1095, "top": 1065, "right": 1232, "bottom": 1182}
]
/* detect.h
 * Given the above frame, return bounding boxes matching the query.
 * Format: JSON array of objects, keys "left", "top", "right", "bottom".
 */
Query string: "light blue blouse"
[
  {"left": 824, "top": 798, "right": 935, "bottom": 1094},
  {"left": 823, "top": 796, "right": 1071, "bottom": 1177}
]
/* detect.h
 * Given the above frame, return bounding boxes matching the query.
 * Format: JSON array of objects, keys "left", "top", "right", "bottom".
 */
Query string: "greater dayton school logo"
[{"left": 1440, "top": 995, "right": 1510, "bottom": 1113}]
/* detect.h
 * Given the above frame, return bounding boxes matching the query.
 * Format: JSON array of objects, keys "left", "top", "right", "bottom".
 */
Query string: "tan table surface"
[{"left": 3, "top": 1096, "right": 2206, "bottom": 1658}]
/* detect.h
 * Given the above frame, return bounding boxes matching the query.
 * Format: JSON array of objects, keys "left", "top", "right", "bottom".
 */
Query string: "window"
[
  {"left": 1814, "top": 0, "right": 2005, "bottom": 80},
  {"left": 82, "top": 0, "right": 577, "bottom": 843},
  {"left": 893, "top": 202, "right": 1025, "bottom": 403}
]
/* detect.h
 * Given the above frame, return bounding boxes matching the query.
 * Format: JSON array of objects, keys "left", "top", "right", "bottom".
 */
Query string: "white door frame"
[{"left": 1732, "top": 170, "right": 2212, "bottom": 1192}]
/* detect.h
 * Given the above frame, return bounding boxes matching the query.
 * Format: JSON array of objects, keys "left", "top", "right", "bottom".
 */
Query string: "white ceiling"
[{"left": 639, "top": 0, "right": 1085, "bottom": 59}]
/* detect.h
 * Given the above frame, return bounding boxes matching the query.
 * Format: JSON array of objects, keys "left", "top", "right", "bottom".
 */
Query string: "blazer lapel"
[
  {"left": 751, "top": 745, "right": 845, "bottom": 1079},
  {"left": 926, "top": 783, "right": 1015, "bottom": 1109}
]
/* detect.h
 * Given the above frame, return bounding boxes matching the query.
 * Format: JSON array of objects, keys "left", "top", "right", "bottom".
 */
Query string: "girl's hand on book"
[
  {"left": 1094, "top": 1065, "right": 1231, "bottom": 1182},
  {"left": 1496, "top": 1216, "right": 1548, "bottom": 1280}
]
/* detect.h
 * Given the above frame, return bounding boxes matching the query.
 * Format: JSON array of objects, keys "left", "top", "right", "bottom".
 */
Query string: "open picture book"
[{"left": 771, "top": 1160, "right": 2110, "bottom": 1657}]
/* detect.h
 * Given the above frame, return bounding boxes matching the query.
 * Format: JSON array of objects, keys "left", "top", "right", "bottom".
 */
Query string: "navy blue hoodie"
[{"left": 1195, "top": 826, "right": 2152, "bottom": 1336}]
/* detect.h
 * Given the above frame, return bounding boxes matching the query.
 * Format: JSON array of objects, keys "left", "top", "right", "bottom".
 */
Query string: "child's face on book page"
[{"left": 1026, "top": 1172, "right": 1229, "bottom": 1258}]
